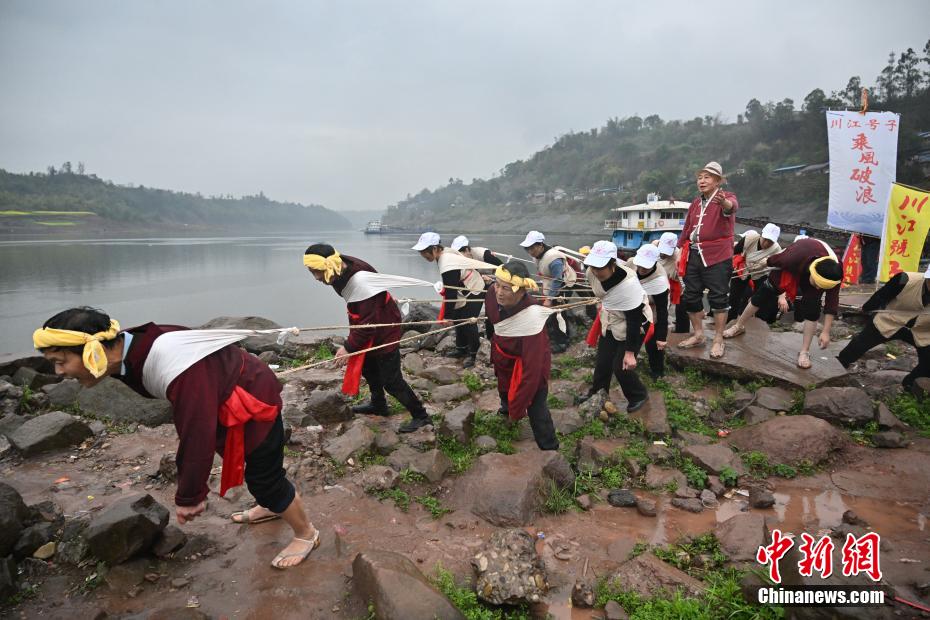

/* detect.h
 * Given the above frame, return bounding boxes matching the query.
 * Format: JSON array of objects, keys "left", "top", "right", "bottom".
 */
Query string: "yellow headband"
[
  {"left": 809, "top": 257, "right": 842, "bottom": 290},
  {"left": 303, "top": 250, "right": 344, "bottom": 283},
  {"left": 32, "top": 319, "right": 121, "bottom": 378},
  {"left": 579, "top": 246, "right": 591, "bottom": 256},
  {"left": 495, "top": 265, "right": 539, "bottom": 293}
]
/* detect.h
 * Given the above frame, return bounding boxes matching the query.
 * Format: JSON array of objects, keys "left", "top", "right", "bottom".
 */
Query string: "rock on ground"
[
  {"left": 41, "top": 378, "right": 81, "bottom": 407},
  {"left": 875, "top": 403, "right": 909, "bottom": 432},
  {"left": 152, "top": 525, "right": 187, "bottom": 558},
  {"left": 715, "top": 513, "right": 768, "bottom": 563},
  {"left": 305, "top": 389, "right": 352, "bottom": 424},
  {"left": 472, "top": 529, "right": 547, "bottom": 605},
  {"left": 681, "top": 443, "right": 745, "bottom": 476},
  {"left": 353, "top": 550, "right": 464, "bottom": 620},
  {"left": 802, "top": 387, "right": 874, "bottom": 426},
  {"left": 463, "top": 451, "right": 574, "bottom": 526},
  {"left": 438, "top": 401, "right": 475, "bottom": 443},
  {"left": 644, "top": 465, "right": 687, "bottom": 490},
  {"left": 387, "top": 446, "right": 451, "bottom": 483},
  {"left": 0, "top": 482, "right": 29, "bottom": 557},
  {"left": 12, "top": 366, "right": 60, "bottom": 390},
  {"left": 726, "top": 415, "right": 847, "bottom": 466},
  {"left": 609, "top": 553, "right": 704, "bottom": 599},
  {"left": 84, "top": 494, "right": 170, "bottom": 565},
  {"left": 431, "top": 383, "right": 471, "bottom": 403},
  {"left": 741, "top": 405, "right": 775, "bottom": 426},
  {"left": 416, "top": 366, "right": 461, "bottom": 385},
  {"left": 77, "top": 378, "right": 172, "bottom": 427},
  {"left": 8, "top": 411, "right": 92, "bottom": 456},
  {"left": 323, "top": 421, "right": 375, "bottom": 463},
  {"left": 753, "top": 386, "right": 794, "bottom": 411},
  {"left": 628, "top": 391, "right": 670, "bottom": 437},
  {"left": 356, "top": 466, "right": 400, "bottom": 491},
  {"left": 549, "top": 408, "right": 584, "bottom": 434}
]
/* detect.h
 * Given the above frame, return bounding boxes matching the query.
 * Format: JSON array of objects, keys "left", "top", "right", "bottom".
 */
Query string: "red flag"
[{"left": 842, "top": 234, "right": 862, "bottom": 287}]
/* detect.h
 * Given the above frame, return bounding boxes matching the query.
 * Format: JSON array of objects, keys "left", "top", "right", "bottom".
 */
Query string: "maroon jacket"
[
  {"left": 119, "top": 323, "right": 281, "bottom": 507},
  {"left": 766, "top": 238, "right": 840, "bottom": 316},
  {"left": 331, "top": 255, "right": 402, "bottom": 356},
  {"left": 677, "top": 190, "right": 739, "bottom": 267},
  {"left": 485, "top": 285, "right": 551, "bottom": 420}
]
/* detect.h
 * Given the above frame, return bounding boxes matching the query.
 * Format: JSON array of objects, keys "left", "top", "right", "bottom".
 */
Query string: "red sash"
[
  {"left": 733, "top": 253, "right": 747, "bottom": 278},
  {"left": 218, "top": 385, "right": 279, "bottom": 497},
  {"left": 437, "top": 288, "right": 447, "bottom": 321},
  {"left": 493, "top": 342, "right": 524, "bottom": 421},
  {"left": 586, "top": 307, "right": 602, "bottom": 347},
  {"left": 778, "top": 270, "right": 799, "bottom": 302},
  {"left": 677, "top": 240, "right": 690, "bottom": 276},
  {"left": 643, "top": 321, "right": 655, "bottom": 344},
  {"left": 341, "top": 292, "right": 392, "bottom": 395},
  {"left": 668, "top": 279, "right": 682, "bottom": 305}
]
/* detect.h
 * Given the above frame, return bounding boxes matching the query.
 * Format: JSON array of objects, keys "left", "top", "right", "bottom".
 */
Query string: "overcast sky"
[{"left": 1, "top": 1, "right": 928, "bottom": 212}]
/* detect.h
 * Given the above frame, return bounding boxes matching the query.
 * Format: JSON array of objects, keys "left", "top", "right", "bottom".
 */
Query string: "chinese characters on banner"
[
  {"left": 878, "top": 184, "right": 930, "bottom": 281},
  {"left": 827, "top": 111, "right": 900, "bottom": 237},
  {"left": 757, "top": 529, "right": 882, "bottom": 584},
  {"left": 842, "top": 233, "right": 862, "bottom": 287}
]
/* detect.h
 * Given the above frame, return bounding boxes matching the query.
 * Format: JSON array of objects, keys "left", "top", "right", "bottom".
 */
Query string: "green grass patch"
[
  {"left": 399, "top": 468, "right": 428, "bottom": 484},
  {"left": 462, "top": 372, "right": 483, "bottom": 393},
  {"left": 432, "top": 567, "right": 530, "bottom": 620},
  {"left": 416, "top": 494, "right": 452, "bottom": 519},
  {"left": 739, "top": 450, "right": 815, "bottom": 479},
  {"left": 540, "top": 479, "right": 575, "bottom": 514},
  {"left": 683, "top": 367, "right": 709, "bottom": 390},
  {"left": 888, "top": 392, "right": 930, "bottom": 436},
  {"left": 557, "top": 356, "right": 585, "bottom": 371},
  {"left": 374, "top": 488, "right": 411, "bottom": 511},
  {"left": 546, "top": 394, "right": 566, "bottom": 409},
  {"left": 436, "top": 409, "right": 520, "bottom": 474},
  {"left": 679, "top": 459, "right": 708, "bottom": 489},
  {"left": 719, "top": 466, "right": 739, "bottom": 487}
]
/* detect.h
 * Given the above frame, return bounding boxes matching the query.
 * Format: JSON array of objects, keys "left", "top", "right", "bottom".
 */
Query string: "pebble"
[{"left": 171, "top": 577, "right": 190, "bottom": 588}]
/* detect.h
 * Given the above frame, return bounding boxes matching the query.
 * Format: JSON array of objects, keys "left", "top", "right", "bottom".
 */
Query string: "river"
[{"left": 0, "top": 230, "right": 601, "bottom": 355}]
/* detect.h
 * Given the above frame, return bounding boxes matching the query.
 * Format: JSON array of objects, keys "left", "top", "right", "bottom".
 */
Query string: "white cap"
[
  {"left": 657, "top": 232, "right": 678, "bottom": 256},
  {"left": 411, "top": 231, "right": 441, "bottom": 251},
  {"left": 451, "top": 235, "right": 469, "bottom": 251},
  {"left": 583, "top": 240, "right": 618, "bottom": 268},
  {"left": 794, "top": 234, "right": 809, "bottom": 243},
  {"left": 519, "top": 230, "right": 546, "bottom": 247},
  {"left": 632, "top": 243, "right": 661, "bottom": 269},
  {"left": 924, "top": 264, "right": 930, "bottom": 279},
  {"left": 761, "top": 223, "right": 781, "bottom": 243}
]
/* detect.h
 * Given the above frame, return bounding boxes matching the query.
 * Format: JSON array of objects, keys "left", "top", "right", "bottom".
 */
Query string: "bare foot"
[
  {"left": 677, "top": 335, "right": 706, "bottom": 349},
  {"left": 231, "top": 505, "right": 279, "bottom": 524},
  {"left": 710, "top": 340, "right": 726, "bottom": 359},
  {"left": 272, "top": 527, "right": 320, "bottom": 569}
]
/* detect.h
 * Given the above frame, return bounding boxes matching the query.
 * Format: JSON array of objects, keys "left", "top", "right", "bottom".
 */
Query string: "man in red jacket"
[
  {"left": 304, "top": 243, "right": 430, "bottom": 433},
  {"left": 676, "top": 162, "right": 738, "bottom": 359},
  {"left": 34, "top": 307, "right": 318, "bottom": 569},
  {"left": 485, "top": 261, "right": 558, "bottom": 450}
]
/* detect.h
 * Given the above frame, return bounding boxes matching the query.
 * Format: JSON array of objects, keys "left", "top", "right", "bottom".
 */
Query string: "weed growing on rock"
[
  {"left": 374, "top": 488, "right": 411, "bottom": 511},
  {"left": 650, "top": 379, "right": 714, "bottom": 436},
  {"left": 432, "top": 566, "right": 530, "bottom": 620},
  {"left": 889, "top": 392, "right": 930, "bottom": 436},
  {"left": 546, "top": 394, "right": 566, "bottom": 409},
  {"left": 399, "top": 468, "right": 428, "bottom": 484},
  {"left": 719, "top": 466, "right": 738, "bottom": 487},
  {"left": 416, "top": 494, "right": 452, "bottom": 519},
  {"left": 653, "top": 533, "right": 726, "bottom": 577},
  {"left": 462, "top": 372, "right": 483, "bottom": 393},
  {"left": 741, "top": 451, "right": 771, "bottom": 478},
  {"left": 679, "top": 460, "right": 708, "bottom": 489},
  {"left": 472, "top": 410, "right": 520, "bottom": 453},
  {"left": 540, "top": 479, "right": 575, "bottom": 514},
  {"left": 683, "top": 367, "right": 708, "bottom": 390}
]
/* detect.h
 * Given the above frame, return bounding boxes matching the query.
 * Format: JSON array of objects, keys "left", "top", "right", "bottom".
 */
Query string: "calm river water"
[{"left": 0, "top": 230, "right": 601, "bottom": 355}]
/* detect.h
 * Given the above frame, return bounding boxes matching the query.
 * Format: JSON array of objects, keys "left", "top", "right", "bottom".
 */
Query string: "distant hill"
[
  {"left": 384, "top": 41, "right": 930, "bottom": 234},
  {"left": 340, "top": 209, "right": 385, "bottom": 230},
  {"left": 0, "top": 168, "right": 351, "bottom": 232}
]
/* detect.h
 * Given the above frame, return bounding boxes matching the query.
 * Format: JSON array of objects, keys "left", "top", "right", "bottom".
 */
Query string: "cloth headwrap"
[
  {"left": 303, "top": 251, "right": 344, "bottom": 283},
  {"left": 494, "top": 265, "right": 539, "bottom": 293},
  {"left": 809, "top": 257, "right": 841, "bottom": 290},
  {"left": 32, "top": 319, "right": 121, "bottom": 378}
]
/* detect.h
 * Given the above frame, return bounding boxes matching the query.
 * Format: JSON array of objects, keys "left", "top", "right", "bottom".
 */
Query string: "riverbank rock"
[
  {"left": 152, "top": 525, "right": 187, "bottom": 558},
  {"left": 726, "top": 416, "right": 847, "bottom": 466},
  {"left": 356, "top": 466, "right": 400, "bottom": 492},
  {"left": 609, "top": 553, "right": 704, "bottom": 599},
  {"left": 353, "top": 550, "right": 464, "bottom": 620},
  {"left": 0, "top": 483, "right": 29, "bottom": 557},
  {"left": 741, "top": 405, "right": 775, "bottom": 426},
  {"left": 576, "top": 437, "right": 626, "bottom": 473},
  {"left": 802, "top": 387, "right": 874, "bottom": 426},
  {"left": 84, "top": 494, "right": 170, "bottom": 565},
  {"left": 11, "top": 367, "right": 60, "bottom": 390},
  {"left": 197, "top": 316, "right": 283, "bottom": 353},
  {"left": 431, "top": 383, "right": 470, "bottom": 403},
  {"left": 438, "top": 401, "right": 475, "bottom": 443},
  {"left": 323, "top": 422, "right": 375, "bottom": 464},
  {"left": 875, "top": 403, "right": 909, "bottom": 432},
  {"left": 753, "top": 386, "right": 794, "bottom": 412},
  {"left": 644, "top": 465, "right": 686, "bottom": 490},
  {"left": 8, "top": 411, "right": 92, "bottom": 456},
  {"left": 715, "top": 513, "right": 768, "bottom": 563},
  {"left": 305, "top": 389, "right": 352, "bottom": 424},
  {"left": 387, "top": 446, "right": 451, "bottom": 483},
  {"left": 416, "top": 366, "right": 461, "bottom": 385},
  {"left": 463, "top": 451, "right": 574, "bottom": 526},
  {"left": 472, "top": 529, "right": 547, "bottom": 605},
  {"left": 41, "top": 379, "right": 81, "bottom": 407},
  {"left": 77, "top": 378, "right": 172, "bottom": 427},
  {"left": 681, "top": 443, "right": 745, "bottom": 476},
  {"left": 629, "top": 392, "right": 670, "bottom": 437}
]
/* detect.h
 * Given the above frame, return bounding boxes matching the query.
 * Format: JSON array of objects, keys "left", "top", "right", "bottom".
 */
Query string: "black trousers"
[
  {"left": 673, "top": 302, "right": 690, "bottom": 333},
  {"left": 751, "top": 280, "right": 824, "bottom": 322},
  {"left": 453, "top": 294, "right": 483, "bottom": 355},
  {"left": 546, "top": 288, "right": 575, "bottom": 349},
  {"left": 498, "top": 385, "right": 559, "bottom": 451},
  {"left": 838, "top": 322, "right": 930, "bottom": 388},
  {"left": 590, "top": 330, "right": 649, "bottom": 403},
  {"left": 645, "top": 337, "right": 664, "bottom": 378},
  {"left": 683, "top": 249, "right": 732, "bottom": 314},
  {"left": 362, "top": 349, "right": 427, "bottom": 418},
  {"left": 245, "top": 414, "right": 296, "bottom": 514},
  {"left": 729, "top": 277, "right": 778, "bottom": 323}
]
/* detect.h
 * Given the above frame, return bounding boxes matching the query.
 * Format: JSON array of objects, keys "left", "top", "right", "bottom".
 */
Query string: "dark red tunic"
[
  {"left": 765, "top": 238, "right": 840, "bottom": 316},
  {"left": 331, "top": 256, "right": 402, "bottom": 356},
  {"left": 119, "top": 323, "right": 281, "bottom": 507},
  {"left": 485, "top": 285, "right": 551, "bottom": 420}
]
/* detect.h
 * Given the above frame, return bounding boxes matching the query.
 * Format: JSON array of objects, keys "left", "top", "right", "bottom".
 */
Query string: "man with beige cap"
[{"left": 676, "top": 161, "right": 739, "bottom": 358}]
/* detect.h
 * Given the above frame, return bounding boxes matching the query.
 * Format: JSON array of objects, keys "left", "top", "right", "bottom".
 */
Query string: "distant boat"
[
  {"left": 363, "top": 220, "right": 384, "bottom": 234},
  {"left": 604, "top": 193, "right": 689, "bottom": 251}
]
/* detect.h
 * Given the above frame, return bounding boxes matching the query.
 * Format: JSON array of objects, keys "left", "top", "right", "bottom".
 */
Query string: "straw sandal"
[
  {"left": 722, "top": 324, "right": 745, "bottom": 339},
  {"left": 710, "top": 341, "right": 726, "bottom": 359},
  {"left": 231, "top": 508, "right": 281, "bottom": 525},
  {"left": 677, "top": 335, "right": 706, "bottom": 349},
  {"left": 271, "top": 530, "right": 321, "bottom": 569},
  {"left": 797, "top": 352, "right": 812, "bottom": 369}
]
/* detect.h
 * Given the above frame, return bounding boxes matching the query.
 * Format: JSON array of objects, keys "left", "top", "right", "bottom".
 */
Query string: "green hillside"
[
  {"left": 0, "top": 167, "right": 350, "bottom": 231},
  {"left": 384, "top": 42, "right": 930, "bottom": 234}
]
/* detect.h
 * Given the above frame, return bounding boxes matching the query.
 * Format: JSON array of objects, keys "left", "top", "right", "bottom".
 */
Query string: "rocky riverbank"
[{"left": 1, "top": 310, "right": 929, "bottom": 619}]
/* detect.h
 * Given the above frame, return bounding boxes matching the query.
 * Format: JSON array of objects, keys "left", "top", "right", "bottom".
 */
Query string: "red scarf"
[
  {"left": 493, "top": 343, "right": 524, "bottom": 421},
  {"left": 586, "top": 305, "right": 654, "bottom": 346},
  {"left": 437, "top": 288, "right": 447, "bottom": 321},
  {"left": 778, "top": 270, "right": 799, "bottom": 302},
  {"left": 733, "top": 253, "right": 747, "bottom": 278},
  {"left": 217, "top": 385, "right": 279, "bottom": 497},
  {"left": 341, "top": 292, "right": 392, "bottom": 395},
  {"left": 677, "top": 240, "right": 690, "bottom": 277},
  {"left": 668, "top": 279, "right": 682, "bottom": 305}
]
